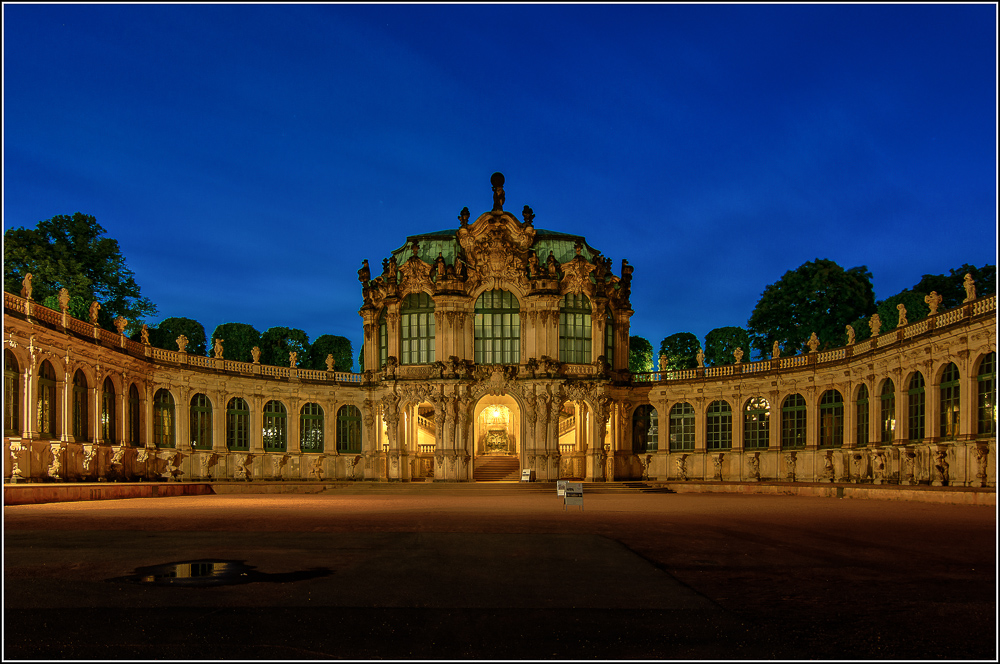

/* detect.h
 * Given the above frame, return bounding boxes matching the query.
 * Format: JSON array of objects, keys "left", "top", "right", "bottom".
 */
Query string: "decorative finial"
[
  {"left": 522, "top": 205, "right": 534, "bottom": 225},
  {"left": 458, "top": 207, "right": 470, "bottom": 227},
  {"left": 490, "top": 172, "right": 505, "bottom": 211}
]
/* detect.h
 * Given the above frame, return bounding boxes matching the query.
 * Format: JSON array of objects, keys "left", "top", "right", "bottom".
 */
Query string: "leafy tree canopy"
[
  {"left": 4, "top": 212, "right": 157, "bottom": 331},
  {"left": 628, "top": 335, "right": 654, "bottom": 373},
  {"left": 659, "top": 332, "right": 701, "bottom": 370},
  {"left": 912, "top": 263, "right": 995, "bottom": 310},
  {"left": 704, "top": 326, "right": 750, "bottom": 366},
  {"left": 876, "top": 289, "right": 930, "bottom": 331},
  {"left": 260, "top": 326, "right": 310, "bottom": 367},
  {"left": 143, "top": 317, "right": 208, "bottom": 356},
  {"left": 307, "top": 334, "right": 353, "bottom": 372},
  {"left": 747, "top": 259, "right": 875, "bottom": 357},
  {"left": 211, "top": 323, "right": 262, "bottom": 363},
  {"left": 41, "top": 293, "right": 115, "bottom": 328}
]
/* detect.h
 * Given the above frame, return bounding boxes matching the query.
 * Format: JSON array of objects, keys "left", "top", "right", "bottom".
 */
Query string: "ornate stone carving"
[
  {"left": 869, "top": 314, "right": 882, "bottom": 337},
  {"left": 896, "top": 303, "right": 908, "bottom": 327},
  {"left": 925, "top": 291, "right": 943, "bottom": 315},
  {"left": 114, "top": 317, "right": 128, "bottom": 335},
  {"left": 491, "top": 172, "right": 505, "bottom": 211},
  {"left": 932, "top": 449, "right": 949, "bottom": 486},
  {"left": 970, "top": 444, "right": 989, "bottom": 487},
  {"left": 747, "top": 453, "right": 760, "bottom": 481},
  {"left": 311, "top": 455, "right": 325, "bottom": 481},
  {"left": 963, "top": 273, "right": 976, "bottom": 302},
  {"left": 772, "top": 341, "right": 781, "bottom": 359},
  {"left": 872, "top": 449, "right": 886, "bottom": 484},
  {"left": 58, "top": 287, "right": 71, "bottom": 312},
  {"left": 784, "top": 451, "right": 797, "bottom": 481},
  {"left": 846, "top": 325, "right": 855, "bottom": 346},
  {"left": 900, "top": 448, "right": 916, "bottom": 485},
  {"left": 82, "top": 444, "right": 97, "bottom": 474},
  {"left": 289, "top": 352, "right": 297, "bottom": 368},
  {"left": 176, "top": 335, "right": 189, "bottom": 353},
  {"left": 20, "top": 273, "right": 33, "bottom": 300},
  {"left": 712, "top": 453, "right": 724, "bottom": 481},
  {"left": 9, "top": 440, "right": 25, "bottom": 481},
  {"left": 48, "top": 442, "right": 64, "bottom": 479},
  {"left": 807, "top": 333, "right": 820, "bottom": 353},
  {"left": 674, "top": 454, "right": 688, "bottom": 481},
  {"left": 820, "top": 451, "right": 834, "bottom": 482},
  {"left": 213, "top": 338, "right": 224, "bottom": 359},
  {"left": 234, "top": 453, "right": 253, "bottom": 481},
  {"left": 89, "top": 301, "right": 101, "bottom": 325},
  {"left": 733, "top": 347, "right": 744, "bottom": 364},
  {"left": 560, "top": 251, "right": 596, "bottom": 296}
]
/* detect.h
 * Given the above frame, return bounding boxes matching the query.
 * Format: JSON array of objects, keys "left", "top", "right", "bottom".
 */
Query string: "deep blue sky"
[{"left": 4, "top": 3, "right": 997, "bottom": 366}]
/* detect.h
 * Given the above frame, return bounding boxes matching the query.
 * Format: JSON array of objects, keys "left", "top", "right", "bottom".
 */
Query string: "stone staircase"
[{"left": 473, "top": 456, "right": 521, "bottom": 482}]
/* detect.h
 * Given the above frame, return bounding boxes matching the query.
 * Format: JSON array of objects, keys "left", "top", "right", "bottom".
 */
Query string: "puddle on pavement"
[{"left": 108, "top": 560, "right": 332, "bottom": 587}]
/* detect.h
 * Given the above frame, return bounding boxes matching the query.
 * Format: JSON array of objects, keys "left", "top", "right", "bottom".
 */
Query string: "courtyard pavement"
[{"left": 3, "top": 486, "right": 996, "bottom": 660}]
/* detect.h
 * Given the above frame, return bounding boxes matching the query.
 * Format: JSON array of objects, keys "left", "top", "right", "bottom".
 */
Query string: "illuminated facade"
[{"left": 3, "top": 175, "right": 997, "bottom": 487}]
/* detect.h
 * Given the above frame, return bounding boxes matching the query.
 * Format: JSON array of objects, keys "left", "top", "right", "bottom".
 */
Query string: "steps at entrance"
[{"left": 473, "top": 456, "right": 520, "bottom": 482}]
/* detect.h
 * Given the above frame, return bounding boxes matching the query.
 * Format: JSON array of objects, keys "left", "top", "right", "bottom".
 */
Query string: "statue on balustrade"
[
  {"left": 869, "top": 314, "right": 882, "bottom": 337},
  {"left": 89, "top": 301, "right": 101, "bottom": 325},
  {"left": 20, "top": 273, "right": 32, "bottom": 300},
  {"left": 896, "top": 303, "right": 907, "bottom": 327},
  {"left": 845, "top": 325, "right": 855, "bottom": 345},
  {"left": 925, "top": 291, "right": 943, "bottom": 315},
  {"left": 214, "top": 338, "right": 224, "bottom": 359},
  {"left": 963, "top": 273, "right": 976, "bottom": 302}
]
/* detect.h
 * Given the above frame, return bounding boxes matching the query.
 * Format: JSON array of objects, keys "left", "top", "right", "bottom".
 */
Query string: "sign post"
[{"left": 563, "top": 482, "right": 583, "bottom": 510}]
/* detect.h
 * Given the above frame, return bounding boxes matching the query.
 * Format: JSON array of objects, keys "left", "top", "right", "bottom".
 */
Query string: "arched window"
[
  {"left": 706, "top": 400, "right": 732, "bottom": 450},
  {"left": 227, "top": 397, "right": 250, "bottom": 451},
  {"left": 4, "top": 350, "right": 20, "bottom": 436},
  {"left": 474, "top": 289, "right": 520, "bottom": 365},
  {"left": 631, "top": 405, "right": 658, "bottom": 453},
  {"left": 377, "top": 309, "right": 388, "bottom": 369},
  {"left": 37, "top": 360, "right": 57, "bottom": 439},
  {"left": 101, "top": 378, "right": 116, "bottom": 444},
  {"left": 940, "top": 363, "right": 960, "bottom": 439},
  {"left": 781, "top": 394, "right": 807, "bottom": 449},
  {"left": 128, "top": 384, "right": 141, "bottom": 446},
  {"left": 668, "top": 402, "right": 695, "bottom": 451},
  {"left": 855, "top": 385, "right": 869, "bottom": 447},
  {"left": 744, "top": 397, "right": 769, "bottom": 449},
  {"left": 818, "top": 390, "right": 843, "bottom": 448},
  {"left": 400, "top": 292, "right": 435, "bottom": 365},
  {"left": 907, "top": 373, "right": 925, "bottom": 442},
  {"left": 604, "top": 308, "right": 615, "bottom": 366},
  {"left": 559, "top": 293, "right": 592, "bottom": 364},
  {"left": 190, "top": 393, "right": 212, "bottom": 450},
  {"left": 153, "top": 389, "right": 175, "bottom": 448},
  {"left": 337, "top": 405, "right": 362, "bottom": 452},
  {"left": 879, "top": 380, "right": 895, "bottom": 444},
  {"left": 977, "top": 353, "right": 996, "bottom": 436},
  {"left": 301, "top": 402, "right": 324, "bottom": 452},
  {"left": 263, "top": 400, "right": 287, "bottom": 452},
  {"left": 72, "top": 370, "right": 89, "bottom": 442}
]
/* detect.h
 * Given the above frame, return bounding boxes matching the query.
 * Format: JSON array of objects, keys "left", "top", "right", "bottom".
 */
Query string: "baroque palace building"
[{"left": 3, "top": 174, "right": 997, "bottom": 487}]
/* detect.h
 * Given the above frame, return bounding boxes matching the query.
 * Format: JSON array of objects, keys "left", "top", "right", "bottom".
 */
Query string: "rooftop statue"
[
  {"left": 89, "top": 301, "right": 101, "bottom": 325},
  {"left": 20, "top": 273, "right": 32, "bottom": 300},
  {"left": 869, "top": 314, "right": 882, "bottom": 337},
  {"left": 896, "top": 303, "right": 907, "bottom": 327},
  {"left": 925, "top": 291, "right": 943, "bottom": 315},
  {"left": 358, "top": 259, "right": 370, "bottom": 283},
  {"left": 963, "top": 273, "right": 976, "bottom": 302},
  {"left": 772, "top": 340, "right": 781, "bottom": 358},
  {"left": 491, "top": 172, "right": 505, "bottom": 211},
  {"left": 522, "top": 204, "right": 534, "bottom": 225},
  {"left": 846, "top": 324, "right": 855, "bottom": 345}
]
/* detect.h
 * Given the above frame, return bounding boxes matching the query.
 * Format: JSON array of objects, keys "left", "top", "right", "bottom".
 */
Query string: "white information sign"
[
  {"left": 563, "top": 482, "right": 583, "bottom": 510},
  {"left": 556, "top": 480, "right": 567, "bottom": 496},
  {"left": 520, "top": 469, "right": 533, "bottom": 482}
]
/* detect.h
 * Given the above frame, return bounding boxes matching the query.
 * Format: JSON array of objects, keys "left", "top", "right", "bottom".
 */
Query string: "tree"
[
  {"left": 912, "top": 263, "right": 996, "bottom": 311},
  {"left": 628, "top": 335, "right": 654, "bottom": 373},
  {"left": 876, "top": 289, "right": 930, "bottom": 330},
  {"left": 211, "top": 323, "right": 262, "bottom": 363},
  {"left": 307, "top": 334, "right": 353, "bottom": 372},
  {"left": 260, "top": 326, "right": 310, "bottom": 367},
  {"left": 747, "top": 259, "right": 876, "bottom": 357},
  {"left": 704, "top": 327, "right": 750, "bottom": 366},
  {"left": 4, "top": 212, "right": 157, "bottom": 331},
  {"left": 659, "top": 332, "right": 701, "bottom": 370},
  {"left": 41, "top": 293, "right": 114, "bottom": 328},
  {"left": 145, "top": 317, "right": 207, "bottom": 356}
]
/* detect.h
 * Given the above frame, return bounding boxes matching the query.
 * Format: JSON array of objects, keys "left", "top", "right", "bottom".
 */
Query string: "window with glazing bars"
[
  {"left": 632, "top": 405, "right": 658, "bottom": 452},
  {"left": 744, "top": 397, "right": 770, "bottom": 449},
  {"left": 907, "top": 373, "right": 925, "bottom": 441},
  {"left": 474, "top": 290, "right": 520, "bottom": 365},
  {"left": 337, "top": 405, "right": 362, "bottom": 452},
  {"left": 978, "top": 352, "right": 996, "bottom": 436},
  {"left": 5, "top": 350, "right": 19, "bottom": 435},
  {"left": 128, "top": 384, "right": 141, "bottom": 446},
  {"left": 301, "top": 402, "right": 324, "bottom": 452},
  {"left": 37, "top": 361, "right": 57, "bottom": 438},
  {"left": 72, "top": 370, "right": 89, "bottom": 441},
  {"left": 781, "top": 394, "right": 807, "bottom": 448},
  {"left": 401, "top": 292, "right": 435, "bottom": 365},
  {"left": 669, "top": 402, "right": 695, "bottom": 451},
  {"left": 818, "top": 390, "right": 843, "bottom": 448},
  {"left": 378, "top": 310, "right": 388, "bottom": 369},
  {"left": 262, "top": 400, "right": 287, "bottom": 452},
  {"left": 227, "top": 397, "right": 250, "bottom": 451},
  {"left": 101, "top": 378, "right": 116, "bottom": 444},
  {"left": 940, "top": 363, "right": 961, "bottom": 439},
  {"left": 604, "top": 309, "right": 615, "bottom": 365},
  {"left": 190, "top": 393, "right": 212, "bottom": 450},
  {"left": 153, "top": 389, "right": 175, "bottom": 448},
  {"left": 855, "top": 385, "right": 869, "bottom": 447},
  {"left": 880, "top": 380, "right": 895, "bottom": 443},
  {"left": 706, "top": 400, "right": 732, "bottom": 450},
  {"left": 559, "top": 293, "right": 592, "bottom": 364}
]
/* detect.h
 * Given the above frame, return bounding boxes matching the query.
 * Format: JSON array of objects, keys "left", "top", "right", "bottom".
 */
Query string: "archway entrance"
[{"left": 472, "top": 395, "right": 521, "bottom": 481}]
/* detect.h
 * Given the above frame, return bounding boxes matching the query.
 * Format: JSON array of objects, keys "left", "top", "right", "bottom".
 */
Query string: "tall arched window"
[
  {"left": 190, "top": 393, "right": 212, "bottom": 450},
  {"left": 474, "top": 290, "right": 520, "bottom": 365},
  {"left": 781, "top": 394, "right": 807, "bottom": 449},
  {"left": 977, "top": 352, "right": 996, "bottom": 436},
  {"left": 337, "top": 405, "right": 362, "bottom": 452},
  {"left": 604, "top": 308, "right": 615, "bottom": 366},
  {"left": 879, "top": 380, "right": 896, "bottom": 444},
  {"left": 668, "top": 402, "right": 695, "bottom": 451},
  {"left": 744, "top": 397, "right": 769, "bottom": 449},
  {"left": 855, "top": 385, "right": 869, "bottom": 447},
  {"left": 377, "top": 309, "right": 388, "bottom": 369},
  {"left": 940, "top": 363, "right": 960, "bottom": 439},
  {"left": 153, "top": 389, "right": 175, "bottom": 448},
  {"left": 72, "top": 370, "right": 89, "bottom": 442},
  {"left": 263, "top": 400, "right": 287, "bottom": 452},
  {"left": 227, "top": 397, "right": 250, "bottom": 451},
  {"left": 706, "top": 400, "right": 732, "bottom": 450},
  {"left": 559, "top": 293, "right": 592, "bottom": 363},
  {"left": 101, "top": 378, "right": 116, "bottom": 444},
  {"left": 907, "top": 373, "right": 925, "bottom": 442},
  {"left": 400, "top": 292, "right": 435, "bottom": 365},
  {"left": 818, "top": 390, "right": 843, "bottom": 448},
  {"left": 631, "top": 405, "right": 658, "bottom": 453},
  {"left": 301, "top": 403, "right": 324, "bottom": 452},
  {"left": 128, "top": 384, "right": 141, "bottom": 446},
  {"left": 37, "top": 360, "right": 57, "bottom": 439},
  {"left": 4, "top": 350, "right": 20, "bottom": 436}
]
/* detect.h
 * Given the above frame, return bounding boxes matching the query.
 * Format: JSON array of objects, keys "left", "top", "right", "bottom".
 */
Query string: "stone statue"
[
  {"left": 658, "top": 354, "right": 667, "bottom": 373},
  {"left": 527, "top": 251, "right": 539, "bottom": 278},
  {"left": 869, "top": 314, "right": 882, "bottom": 337},
  {"left": 872, "top": 451, "right": 886, "bottom": 484},
  {"left": 896, "top": 303, "right": 907, "bottom": 327},
  {"left": 846, "top": 325, "right": 855, "bottom": 345},
  {"left": 358, "top": 259, "right": 370, "bottom": 283},
  {"left": 325, "top": 354, "right": 335, "bottom": 372},
  {"left": 963, "top": 273, "right": 976, "bottom": 302},
  {"left": 522, "top": 204, "right": 534, "bottom": 225},
  {"left": 251, "top": 346, "right": 261, "bottom": 363},
  {"left": 772, "top": 341, "right": 781, "bottom": 359},
  {"left": 933, "top": 450, "right": 949, "bottom": 485},
  {"left": 114, "top": 317, "right": 128, "bottom": 335},
  {"left": 733, "top": 347, "right": 744, "bottom": 364},
  {"left": 604, "top": 451, "right": 615, "bottom": 482},
  {"left": 458, "top": 206, "right": 470, "bottom": 227},
  {"left": 289, "top": 351, "right": 298, "bottom": 368},
  {"left": 674, "top": 454, "right": 688, "bottom": 480},
  {"left": 20, "top": 273, "right": 32, "bottom": 300},
  {"left": 807, "top": 332, "right": 820, "bottom": 352},
  {"left": 176, "top": 335, "right": 188, "bottom": 353},
  {"left": 490, "top": 172, "right": 505, "bottom": 211},
  {"left": 546, "top": 252, "right": 559, "bottom": 277},
  {"left": 88, "top": 301, "right": 101, "bottom": 325},
  {"left": 696, "top": 349, "right": 705, "bottom": 368},
  {"left": 747, "top": 454, "right": 760, "bottom": 480},
  {"left": 141, "top": 324, "right": 150, "bottom": 345},
  {"left": 925, "top": 291, "right": 943, "bottom": 315},
  {"left": 435, "top": 252, "right": 446, "bottom": 279},
  {"left": 213, "top": 338, "right": 224, "bottom": 359},
  {"left": 58, "top": 288, "right": 71, "bottom": 312}
]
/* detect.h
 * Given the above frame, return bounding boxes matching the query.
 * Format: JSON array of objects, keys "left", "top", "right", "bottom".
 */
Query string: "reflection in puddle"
[{"left": 109, "top": 560, "right": 332, "bottom": 587}]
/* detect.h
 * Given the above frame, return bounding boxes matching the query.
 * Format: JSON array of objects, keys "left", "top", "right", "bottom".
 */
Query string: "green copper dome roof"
[{"left": 391, "top": 228, "right": 600, "bottom": 266}]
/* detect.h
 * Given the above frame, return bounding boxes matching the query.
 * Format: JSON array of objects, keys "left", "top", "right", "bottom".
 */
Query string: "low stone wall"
[
  {"left": 654, "top": 480, "right": 995, "bottom": 505},
  {"left": 3, "top": 481, "right": 214, "bottom": 506}
]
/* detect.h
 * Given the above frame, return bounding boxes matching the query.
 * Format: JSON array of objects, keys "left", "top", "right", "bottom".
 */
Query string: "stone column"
[{"left": 456, "top": 396, "right": 472, "bottom": 481}]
